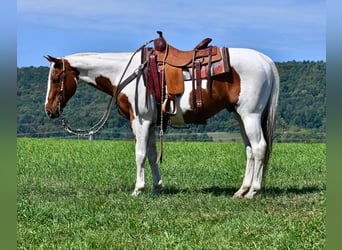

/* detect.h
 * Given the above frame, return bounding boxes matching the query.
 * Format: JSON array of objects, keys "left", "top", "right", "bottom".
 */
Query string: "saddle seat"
[
  {"left": 162, "top": 44, "right": 220, "bottom": 68},
  {"left": 160, "top": 37, "right": 212, "bottom": 67},
  {"left": 163, "top": 46, "right": 194, "bottom": 67}
]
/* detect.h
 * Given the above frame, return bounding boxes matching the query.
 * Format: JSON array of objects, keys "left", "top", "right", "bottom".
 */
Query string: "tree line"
[{"left": 17, "top": 61, "right": 326, "bottom": 142}]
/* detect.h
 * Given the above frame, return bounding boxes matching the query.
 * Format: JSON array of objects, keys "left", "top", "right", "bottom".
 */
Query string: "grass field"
[{"left": 17, "top": 138, "right": 326, "bottom": 249}]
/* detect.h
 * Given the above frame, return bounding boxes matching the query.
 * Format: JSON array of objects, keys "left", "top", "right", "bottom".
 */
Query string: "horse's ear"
[
  {"left": 44, "top": 55, "right": 52, "bottom": 62},
  {"left": 44, "top": 55, "right": 57, "bottom": 63},
  {"left": 44, "top": 55, "right": 61, "bottom": 68}
]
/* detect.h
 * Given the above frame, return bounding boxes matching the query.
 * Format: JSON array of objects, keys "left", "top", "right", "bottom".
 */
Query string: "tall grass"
[{"left": 17, "top": 138, "right": 326, "bottom": 249}]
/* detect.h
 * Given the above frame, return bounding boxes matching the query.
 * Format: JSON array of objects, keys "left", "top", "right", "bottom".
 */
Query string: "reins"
[{"left": 59, "top": 39, "right": 153, "bottom": 137}]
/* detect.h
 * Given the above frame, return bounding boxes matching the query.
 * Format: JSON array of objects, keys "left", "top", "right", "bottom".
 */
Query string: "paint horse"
[{"left": 44, "top": 33, "right": 279, "bottom": 199}]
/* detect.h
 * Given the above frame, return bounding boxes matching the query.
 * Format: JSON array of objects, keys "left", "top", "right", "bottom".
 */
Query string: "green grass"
[{"left": 17, "top": 138, "right": 326, "bottom": 249}]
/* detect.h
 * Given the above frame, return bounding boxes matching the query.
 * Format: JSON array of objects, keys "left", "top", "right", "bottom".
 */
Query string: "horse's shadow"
[
  {"left": 160, "top": 185, "right": 325, "bottom": 197},
  {"left": 52, "top": 185, "right": 324, "bottom": 200},
  {"left": 262, "top": 185, "right": 326, "bottom": 197},
  {"left": 160, "top": 186, "right": 236, "bottom": 196}
]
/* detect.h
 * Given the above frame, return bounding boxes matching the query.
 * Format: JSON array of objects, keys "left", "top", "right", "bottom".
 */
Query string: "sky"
[{"left": 17, "top": 0, "right": 326, "bottom": 67}]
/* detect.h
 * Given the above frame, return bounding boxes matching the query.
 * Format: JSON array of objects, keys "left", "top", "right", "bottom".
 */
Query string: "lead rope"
[
  {"left": 156, "top": 44, "right": 169, "bottom": 164},
  {"left": 61, "top": 51, "right": 114, "bottom": 136},
  {"left": 61, "top": 96, "right": 115, "bottom": 136},
  {"left": 61, "top": 39, "right": 153, "bottom": 137}
]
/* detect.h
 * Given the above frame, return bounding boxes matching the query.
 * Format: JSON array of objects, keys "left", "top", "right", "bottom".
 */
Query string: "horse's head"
[{"left": 44, "top": 55, "right": 79, "bottom": 119}]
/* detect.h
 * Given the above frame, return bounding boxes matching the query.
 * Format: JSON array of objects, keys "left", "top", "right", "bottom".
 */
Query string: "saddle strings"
[{"left": 156, "top": 43, "right": 169, "bottom": 164}]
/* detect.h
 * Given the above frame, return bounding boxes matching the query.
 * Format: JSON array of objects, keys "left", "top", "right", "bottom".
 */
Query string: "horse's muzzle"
[
  {"left": 45, "top": 106, "right": 61, "bottom": 119},
  {"left": 46, "top": 110, "right": 59, "bottom": 119}
]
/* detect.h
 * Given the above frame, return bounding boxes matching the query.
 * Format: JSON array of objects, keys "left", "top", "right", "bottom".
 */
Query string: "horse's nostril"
[{"left": 46, "top": 109, "right": 58, "bottom": 119}]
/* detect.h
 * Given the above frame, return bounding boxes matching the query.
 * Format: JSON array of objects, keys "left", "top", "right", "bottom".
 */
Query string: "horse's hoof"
[
  {"left": 131, "top": 188, "right": 144, "bottom": 197},
  {"left": 151, "top": 180, "right": 163, "bottom": 195},
  {"left": 232, "top": 189, "right": 246, "bottom": 199},
  {"left": 232, "top": 193, "right": 244, "bottom": 199},
  {"left": 244, "top": 190, "right": 259, "bottom": 199},
  {"left": 131, "top": 190, "right": 140, "bottom": 197},
  {"left": 244, "top": 193, "right": 254, "bottom": 199}
]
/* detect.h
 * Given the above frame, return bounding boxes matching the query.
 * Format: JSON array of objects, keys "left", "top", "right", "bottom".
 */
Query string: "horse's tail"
[{"left": 261, "top": 57, "right": 280, "bottom": 172}]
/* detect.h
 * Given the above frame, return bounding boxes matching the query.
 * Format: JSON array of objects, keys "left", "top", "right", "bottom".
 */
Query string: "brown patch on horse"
[
  {"left": 45, "top": 57, "right": 79, "bottom": 117},
  {"left": 63, "top": 60, "right": 80, "bottom": 105},
  {"left": 117, "top": 94, "right": 135, "bottom": 121},
  {"left": 94, "top": 75, "right": 134, "bottom": 121},
  {"left": 183, "top": 67, "right": 241, "bottom": 124},
  {"left": 223, "top": 66, "right": 241, "bottom": 110},
  {"left": 95, "top": 75, "right": 116, "bottom": 96}
]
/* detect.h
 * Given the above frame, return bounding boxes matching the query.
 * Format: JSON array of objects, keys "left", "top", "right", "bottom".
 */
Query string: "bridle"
[
  {"left": 57, "top": 39, "right": 153, "bottom": 137},
  {"left": 56, "top": 59, "right": 67, "bottom": 115}
]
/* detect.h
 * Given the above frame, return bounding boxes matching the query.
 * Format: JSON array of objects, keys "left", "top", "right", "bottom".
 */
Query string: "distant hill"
[{"left": 17, "top": 61, "right": 326, "bottom": 142}]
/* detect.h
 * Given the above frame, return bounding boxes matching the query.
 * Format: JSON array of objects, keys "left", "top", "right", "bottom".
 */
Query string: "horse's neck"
[{"left": 67, "top": 53, "right": 140, "bottom": 89}]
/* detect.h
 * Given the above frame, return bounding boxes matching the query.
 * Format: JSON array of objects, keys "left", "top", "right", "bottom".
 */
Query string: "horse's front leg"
[
  {"left": 147, "top": 125, "right": 163, "bottom": 194},
  {"left": 131, "top": 118, "right": 151, "bottom": 196}
]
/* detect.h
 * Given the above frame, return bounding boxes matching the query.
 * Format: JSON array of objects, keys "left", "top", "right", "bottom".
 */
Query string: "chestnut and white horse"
[{"left": 44, "top": 46, "right": 279, "bottom": 199}]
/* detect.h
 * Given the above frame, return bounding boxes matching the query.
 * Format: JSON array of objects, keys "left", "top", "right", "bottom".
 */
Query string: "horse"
[{"left": 44, "top": 39, "right": 279, "bottom": 199}]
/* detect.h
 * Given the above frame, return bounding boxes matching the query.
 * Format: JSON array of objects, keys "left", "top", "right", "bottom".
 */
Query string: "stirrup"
[{"left": 161, "top": 95, "right": 177, "bottom": 116}]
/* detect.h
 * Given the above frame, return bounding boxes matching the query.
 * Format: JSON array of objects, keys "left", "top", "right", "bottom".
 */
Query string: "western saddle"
[{"left": 144, "top": 31, "right": 231, "bottom": 116}]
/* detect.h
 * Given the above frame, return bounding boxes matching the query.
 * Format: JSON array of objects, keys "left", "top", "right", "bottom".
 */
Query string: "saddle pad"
[{"left": 183, "top": 59, "right": 228, "bottom": 80}]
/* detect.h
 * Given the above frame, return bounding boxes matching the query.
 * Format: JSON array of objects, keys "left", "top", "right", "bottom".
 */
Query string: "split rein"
[{"left": 59, "top": 39, "right": 154, "bottom": 137}]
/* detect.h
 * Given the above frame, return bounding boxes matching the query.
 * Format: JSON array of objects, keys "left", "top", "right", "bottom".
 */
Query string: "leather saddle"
[
  {"left": 153, "top": 31, "right": 222, "bottom": 67},
  {"left": 145, "top": 31, "right": 231, "bottom": 114}
]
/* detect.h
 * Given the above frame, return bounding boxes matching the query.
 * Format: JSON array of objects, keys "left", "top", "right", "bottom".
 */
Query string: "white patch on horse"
[{"left": 45, "top": 62, "right": 54, "bottom": 106}]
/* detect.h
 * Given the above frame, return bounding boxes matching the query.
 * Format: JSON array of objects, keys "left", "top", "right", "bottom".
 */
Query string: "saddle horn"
[{"left": 154, "top": 31, "right": 167, "bottom": 52}]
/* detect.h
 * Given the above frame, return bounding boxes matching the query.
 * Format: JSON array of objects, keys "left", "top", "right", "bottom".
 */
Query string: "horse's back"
[
  {"left": 229, "top": 48, "right": 278, "bottom": 114},
  {"left": 229, "top": 48, "right": 275, "bottom": 73}
]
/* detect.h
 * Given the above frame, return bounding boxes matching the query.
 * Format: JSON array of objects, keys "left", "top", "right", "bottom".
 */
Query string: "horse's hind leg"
[
  {"left": 234, "top": 113, "right": 267, "bottom": 199},
  {"left": 233, "top": 113, "right": 255, "bottom": 198},
  {"left": 233, "top": 146, "right": 255, "bottom": 198},
  {"left": 147, "top": 125, "right": 163, "bottom": 194}
]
